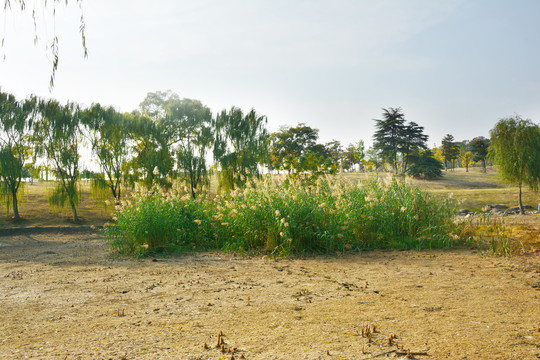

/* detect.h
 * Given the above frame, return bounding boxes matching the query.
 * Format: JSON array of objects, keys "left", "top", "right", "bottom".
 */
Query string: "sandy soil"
[{"left": 0, "top": 233, "right": 539, "bottom": 360}]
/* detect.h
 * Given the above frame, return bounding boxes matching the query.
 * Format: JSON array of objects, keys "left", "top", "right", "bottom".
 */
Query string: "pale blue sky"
[{"left": 1, "top": 0, "right": 539, "bottom": 148}]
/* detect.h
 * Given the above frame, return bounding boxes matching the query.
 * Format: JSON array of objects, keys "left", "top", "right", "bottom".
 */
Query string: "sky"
[{"left": 1, "top": 0, "right": 539, "bottom": 149}]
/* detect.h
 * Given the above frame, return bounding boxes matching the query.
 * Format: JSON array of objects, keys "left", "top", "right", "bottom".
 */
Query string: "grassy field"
[
  {"left": 1, "top": 167, "right": 538, "bottom": 229},
  {"left": 341, "top": 167, "right": 538, "bottom": 211}
]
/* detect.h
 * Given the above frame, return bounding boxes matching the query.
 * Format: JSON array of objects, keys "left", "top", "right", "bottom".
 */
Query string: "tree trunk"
[
  {"left": 190, "top": 170, "right": 197, "bottom": 199},
  {"left": 11, "top": 187, "right": 20, "bottom": 221},
  {"left": 482, "top": 159, "right": 486, "bottom": 173},
  {"left": 465, "top": 164, "right": 469, "bottom": 172},
  {"left": 518, "top": 182, "right": 524, "bottom": 215},
  {"left": 70, "top": 199, "right": 79, "bottom": 222}
]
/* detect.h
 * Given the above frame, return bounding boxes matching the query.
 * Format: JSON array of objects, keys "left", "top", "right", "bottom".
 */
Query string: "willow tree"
[
  {"left": 164, "top": 98, "right": 213, "bottom": 198},
  {"left": 2, "top": 0, "right": 88, "bottom": 88},
  {"left": 127, "top": 112, "right": 173, "bottom": 190},
  {"left": 0, "top": 92, "right": 37, "bottom": 220},
  {"left": 490, "top": 116, "right": 540, "bottom": 214},
  {"left": 214, "top": 107, "right": 269, "bottom": 191},
  {"left": 82, "top": 104, "right": 131, "bottom": 202},
  {"left": 36, "top": 100, "right": 83, "bottom": 222}
]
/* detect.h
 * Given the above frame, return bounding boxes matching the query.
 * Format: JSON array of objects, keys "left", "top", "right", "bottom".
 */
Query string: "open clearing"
[{"left": 1, "top": 232, "right": 539, "bottom": 359}]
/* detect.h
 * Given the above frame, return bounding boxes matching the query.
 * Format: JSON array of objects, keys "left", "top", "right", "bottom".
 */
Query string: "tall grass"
[
  {"left": 457, "top": 214, "right": 519, "bottom": 256},
  {"left": 105, "top": 177, "right": 462, "bottom": 257}
]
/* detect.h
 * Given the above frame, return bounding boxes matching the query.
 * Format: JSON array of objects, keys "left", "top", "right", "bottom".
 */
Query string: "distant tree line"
[
  {"left": 432, "top": 134, "right": 491, "bottom": 173},
  {"left": 1, "top": 90, "right": 538, "bottom": 220},
  {"left": 0, "top": 91, "right": 270, "bottom": 221}
]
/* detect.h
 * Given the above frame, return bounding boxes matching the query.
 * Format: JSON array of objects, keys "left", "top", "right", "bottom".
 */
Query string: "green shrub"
[
  {"left": 408, "top": 149, "right": 444, "bottom": 179},
  {"left": 105, "top": 177, "right": 461, "bottom": 256}
]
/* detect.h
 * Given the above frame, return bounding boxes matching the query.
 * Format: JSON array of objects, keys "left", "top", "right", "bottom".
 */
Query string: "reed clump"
[{"left": 105, "top": 176, "right": 461, "bottom": 257}]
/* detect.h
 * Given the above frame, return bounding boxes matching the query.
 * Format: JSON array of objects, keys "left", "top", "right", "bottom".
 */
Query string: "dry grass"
[
  {"left": 0, "top": 181, "right": 114, "bottom": 228},
  {"left": 1, "top": 233, "right": 539, "bottom": 359}
]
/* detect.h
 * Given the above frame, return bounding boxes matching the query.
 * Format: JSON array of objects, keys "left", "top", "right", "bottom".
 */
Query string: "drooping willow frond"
[{"left": 2, "top": 0, "right": 88, "bottom": 89}]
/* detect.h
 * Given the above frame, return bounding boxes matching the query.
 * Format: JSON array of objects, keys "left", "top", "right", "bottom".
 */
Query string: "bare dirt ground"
[{"left": 1, "top": 233, "right": 539, "bottom": 360}]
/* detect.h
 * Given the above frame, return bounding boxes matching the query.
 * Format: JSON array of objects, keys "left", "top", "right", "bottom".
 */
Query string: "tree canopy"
[
  {"left": 441, "top": 134, "right": 460, "bottom": 171},
  {"left": 470, "top": 136, "right": 490, "bottom": 173},
  {"left": 0, "top": 92, "right": 37, "bottom": 220},
  {"left": 408, "top": 149, "right": 444, "bottom": 179},
  {"left": 165, "top": 98, "right": 213, "bottom": 198},
  {"left": 373, "top": 108, "right": 406, "bottom": 174},
  {"left": 214, "top": 107, "right": 269, "bottom": 191},
  {"left": 82, "top": 104, "right": 131, "bottom": 201},
  {"left": 35, "top": 100, "right": 83, "bottom": 222},
  {"left": 372, "top": 108, "right": 429, "bottom": 175},
  {"left": 490, "top": 116, "right": 540, "bottom": 214}
]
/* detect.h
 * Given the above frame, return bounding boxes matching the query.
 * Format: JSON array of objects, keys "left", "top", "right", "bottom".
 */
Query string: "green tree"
[
  {"left": 400, "top": 121, "right": 428, "bottom": 173},
  {"left": 373, "top": 107, "right": 406, "bottom": 174},
  {"left": 129, "top": 91, "right": 183, "bottom": 189},
  {"left": 490, "top": 116, "right": 540, "bottom": 214},
  {"left": 324, "top": 140, "right": 343, "bottom": 170},
  {"left": 441, "top": 134, "right": 460, "bottom": 171},
  {"left": 35, "top": 100, "right": 83, "bottom": 222},
  {"left": 140, "top": 90, "right": 180, "bottom": 121},
  {"left": 270, "top": 123, "right": 338, "bottom": 178},
  {"left": 82, "top": 104, "right": 132, "bottom": 202},
  {"left": 270, "top": 123, "right": 319, "bottom": 173},
  {"left": 470, "top": 136, "right": 490, "bottom": 173},
  {"left": 214, "top": 107, "right": 269, "bottom": 191},
  {"left": 0, "top": 92, "right": 37, "bottom": 220},
  {"left": 408, "top": 149, "right": 444, "bottom": 179},
  {"left": 294, "top": 150, "right": 337, "bottom": 181},
  {"left": 342, "top": 140, "right": 365, "bottom": 172},
  {"left": 373, "top": 108, "right": 429, "bottom": 175},
  {"left": 365, "top": 146, "right": 383, "bottom": 171},
  {"left": 128, "top": 112, "right": 173, "bottom": 190},
  {"left": 164, "top": 98, "right": 213, "bottom": 198}
]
